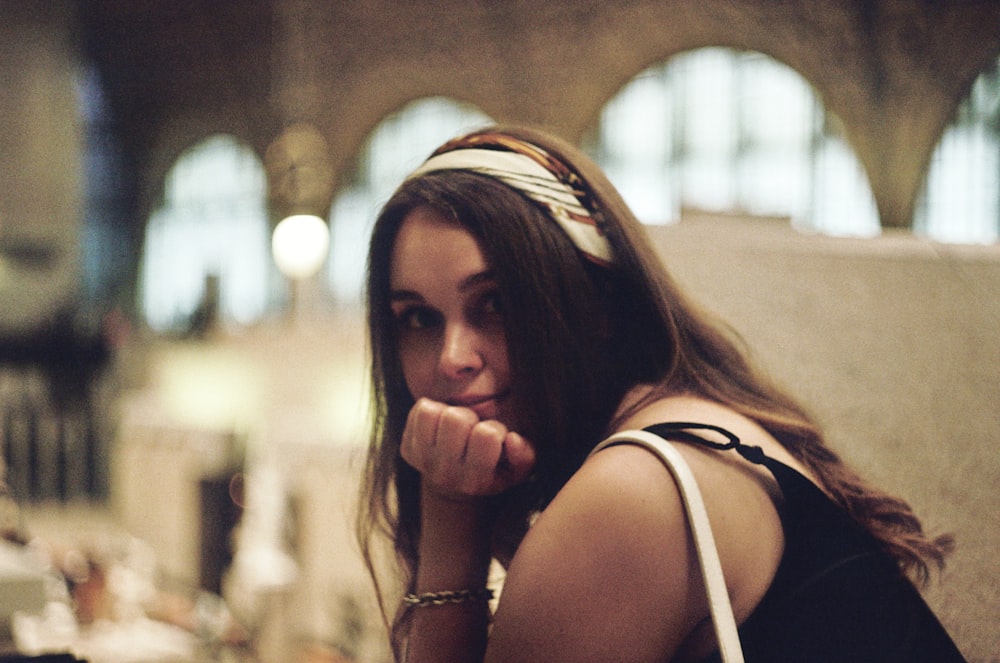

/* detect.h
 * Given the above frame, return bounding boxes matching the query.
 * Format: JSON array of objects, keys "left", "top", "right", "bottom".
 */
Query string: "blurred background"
[{"left": 0, "top": 1, "right": 998, "bottom": 661}]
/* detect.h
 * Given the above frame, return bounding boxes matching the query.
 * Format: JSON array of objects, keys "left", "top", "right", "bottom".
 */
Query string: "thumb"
[{"left": 500, "top": 431, "right": 536, "bottom": 483}]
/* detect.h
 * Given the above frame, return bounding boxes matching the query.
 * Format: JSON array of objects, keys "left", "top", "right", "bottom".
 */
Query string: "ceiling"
[{"left": 77, "top": 0, "right": 276, "bottom": 161}]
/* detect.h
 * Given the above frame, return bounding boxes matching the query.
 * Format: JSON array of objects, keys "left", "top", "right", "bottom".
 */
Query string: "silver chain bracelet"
[{"left": 402, "top": 588, "right": 495, "bottom": 607}]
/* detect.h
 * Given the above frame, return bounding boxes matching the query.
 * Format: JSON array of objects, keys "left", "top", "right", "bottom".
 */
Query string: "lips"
[{"left": 448, "top": 390, "right": 510, "bottom": 419}]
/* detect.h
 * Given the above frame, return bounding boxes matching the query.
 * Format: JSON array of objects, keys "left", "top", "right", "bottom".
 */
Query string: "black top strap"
[{"left": 642, "top": 422, "right": 769, "bottom": 466}]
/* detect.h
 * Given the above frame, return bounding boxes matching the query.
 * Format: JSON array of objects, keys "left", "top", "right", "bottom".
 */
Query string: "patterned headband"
[{"left": 407, "top": 133, "right": 613, "bottom": 265}]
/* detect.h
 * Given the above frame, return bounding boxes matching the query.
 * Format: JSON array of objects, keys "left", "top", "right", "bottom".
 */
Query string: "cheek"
[
  {"left": 398, "top": 338, "right": 436, "bottom": 398},
  {"left": 485, "top": 330, "right": 511, "bottom": 378}
]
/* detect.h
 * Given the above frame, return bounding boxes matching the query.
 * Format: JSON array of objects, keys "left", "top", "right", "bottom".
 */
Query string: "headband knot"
[{"left": 407, "top": 133, "right": 613, "bottom": 265}]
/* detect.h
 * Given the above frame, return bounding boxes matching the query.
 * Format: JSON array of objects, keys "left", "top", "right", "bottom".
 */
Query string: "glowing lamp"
[{"left": 271, "top": 214, "right": 329, "bottom": 279}]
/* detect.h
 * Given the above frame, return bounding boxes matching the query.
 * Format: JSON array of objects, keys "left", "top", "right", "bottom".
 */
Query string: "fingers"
[
  {"left": 501, "top": 431, "right": 536, "bottom": 484},
  {"left": 463, "top": 419, "right": 507, "bottom": 491},
  {"left": 401, "top": 398, "right": 444, "bottom": 465},
  {"left": 401, "top": 398, "right": 479, "bottom": 473},
  {"left": 400, "top": 398, "right": 535, "bottom": 498}
]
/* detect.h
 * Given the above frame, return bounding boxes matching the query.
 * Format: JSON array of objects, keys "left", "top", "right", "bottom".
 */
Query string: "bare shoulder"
[
  {"left": 614, "top": 392, "right": 795, "bottom": 627},
  {"left": 487, "top": 392, "right": 789, "bottom": 662},
  {"left": 488, "top": 441, "right": 705, "bottom": 662}
]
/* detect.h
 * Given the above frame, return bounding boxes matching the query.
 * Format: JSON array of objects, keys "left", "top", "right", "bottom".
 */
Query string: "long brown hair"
[{"left": 356, "top": 124, "right": 952, "bottom": 649}]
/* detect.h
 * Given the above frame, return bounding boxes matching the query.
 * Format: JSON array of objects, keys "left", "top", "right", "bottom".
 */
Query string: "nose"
[{"left": 438, "top": 322, "right": 484, "bottom": 378}]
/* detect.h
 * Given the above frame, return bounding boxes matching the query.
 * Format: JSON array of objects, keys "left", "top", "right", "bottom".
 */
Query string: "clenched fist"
[{"left": 401, "top": 398, "right": 536, "bottom": 499}]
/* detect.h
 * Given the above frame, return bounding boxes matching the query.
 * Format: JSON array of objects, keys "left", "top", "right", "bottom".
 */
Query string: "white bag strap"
[{"left": 589, "top": 429, "right": 745, "bottom": 663}]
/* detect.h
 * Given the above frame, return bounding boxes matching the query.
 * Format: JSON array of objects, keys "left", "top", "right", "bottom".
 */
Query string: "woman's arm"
[
  {"left": 485, "top": 443, "right": 708, "bottom": 663},
  {"left": 484, "top": 396, "right": 787, "bottom": 662},
  {"left": 399, "top": 395, "right": 783, "bottom": 662},
  {"left": 399, "top": 398, "right": 535, "bottom": 663},
  {"left": 404, "top": 492, "right": 495, "bottom": 662}
]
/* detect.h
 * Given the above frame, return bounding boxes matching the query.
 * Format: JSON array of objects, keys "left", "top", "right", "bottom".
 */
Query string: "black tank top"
[{"left": 642, "top": 423, "right": 966, "bottom": 663}]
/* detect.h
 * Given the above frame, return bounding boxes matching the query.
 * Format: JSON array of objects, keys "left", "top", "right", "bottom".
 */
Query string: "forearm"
[{"left": 403, "top": 491, "right": 496, "bottom": 662}]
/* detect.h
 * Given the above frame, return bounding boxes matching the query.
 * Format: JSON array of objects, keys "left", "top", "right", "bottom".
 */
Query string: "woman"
[{"left": 356, "top": 126, "right": 964, "bottom": 662}]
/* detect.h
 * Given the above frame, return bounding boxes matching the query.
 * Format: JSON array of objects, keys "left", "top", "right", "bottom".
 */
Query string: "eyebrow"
[
  {"left": 389, "top": 269, "right": 497, "bottom": 303},
  {"left": 459, "top": 270, "right": 497, "bottom": 291},
  {"left": 389, "top": 289, "right": 422, "bottom": 304}
]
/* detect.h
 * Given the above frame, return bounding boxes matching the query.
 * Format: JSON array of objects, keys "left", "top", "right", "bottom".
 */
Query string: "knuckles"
[
  {"left": 437, "top": 403, "right": 480, "bottom": 434},
  {"left": 401, "top": 398, "right": 534, "bottom": 497},
  {"left": 401, "top": 399, "right": 479, "bottom": 471}
]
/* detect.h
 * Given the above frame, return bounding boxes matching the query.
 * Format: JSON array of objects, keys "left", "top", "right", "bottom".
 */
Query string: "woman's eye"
[
  {"left": 481, "top": 291, "right": 503, "bottom": 316},
  {"left": 396, "top": 307, "right": 440, "bottom": 330}
]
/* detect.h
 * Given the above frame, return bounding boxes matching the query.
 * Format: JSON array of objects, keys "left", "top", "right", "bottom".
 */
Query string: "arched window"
[
  {"left": 914, "top": 57, "right": 999, "bottom": 244},
  {"left": 586, "top": 48, "right": 879, "bottom": 237},
  {"left": 139, "top": 135, "right": 271, "bottom": 332},
  {"left": 590, "top": 68, "right": 678, "bottom": 224},
  {"left": 326, "top": 97, "right": 492, "bottom": 303}
]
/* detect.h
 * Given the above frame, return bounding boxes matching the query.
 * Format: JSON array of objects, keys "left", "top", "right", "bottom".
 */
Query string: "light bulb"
[{"left": 271, "top": 214, "right": 330, "bottom": 279}]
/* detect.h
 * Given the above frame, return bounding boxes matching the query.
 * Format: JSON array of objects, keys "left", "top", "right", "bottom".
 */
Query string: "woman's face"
[{"left": 388, "top": 206, "right": 517, "bottom": 429}]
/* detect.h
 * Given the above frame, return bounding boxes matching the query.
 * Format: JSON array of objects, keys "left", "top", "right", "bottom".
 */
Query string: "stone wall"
[{"left": 648, "top": 214, "right": 1000, "bottom": 660}]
